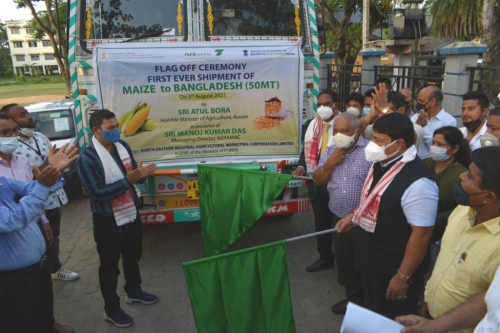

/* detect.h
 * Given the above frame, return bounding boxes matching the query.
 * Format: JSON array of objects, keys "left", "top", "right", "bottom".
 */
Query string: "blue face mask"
[
  {"left": 453, "top": 182, "right": 488, "bottom": 207},
  {"left": 362, "top": 107, "right": 370, "bottom": 116},
  {"left": 100, "top": 128, "right": 120, "bottom": 143}
]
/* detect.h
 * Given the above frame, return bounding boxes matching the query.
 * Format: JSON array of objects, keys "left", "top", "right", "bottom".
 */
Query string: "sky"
[{"left": 0, "top": 0, "right": 44, "bottom": 24}]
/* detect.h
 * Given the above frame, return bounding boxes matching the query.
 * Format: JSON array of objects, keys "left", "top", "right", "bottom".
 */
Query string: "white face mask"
[
  {"left": 317, "top": 106, "right": 334, "bottom": 120},
  {"left": 364, "top": 140, "right": 399, "bottom": 163},
  {"left": 346, "top": 107, "right": 360, "bottom": 117},
  {"left": 430, "top": 145, "right": 450, "bottom": 162},
  {"left": 20, "top": 127, "right": 35, "bottom": 137},
  {"left": 0, "top": 137, "right": 19, "bottom": 154},
  {"left": 332, "top": 131, "right": 357, "bottom": 149},
  {"left": 480, "top": 132, "right": 500, "bottom": 147}
]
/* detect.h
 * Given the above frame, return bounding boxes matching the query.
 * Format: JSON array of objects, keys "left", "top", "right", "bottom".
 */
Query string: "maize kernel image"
[{"left": 118, "top": 102, "right": 159, "bottom": 136}]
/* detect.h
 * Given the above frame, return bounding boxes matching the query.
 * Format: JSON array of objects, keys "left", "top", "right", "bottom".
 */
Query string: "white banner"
[{"left": 93, "top": 42, "right": 303, "bottom": 162}]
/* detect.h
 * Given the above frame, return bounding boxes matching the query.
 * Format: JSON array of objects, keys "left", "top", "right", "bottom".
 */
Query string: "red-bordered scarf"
[
  {"left": 352, "top": 145, "right": 417, "bottom": 233},
  {"left": 304, "top": 117, "right": 323, "bottom": 172}
]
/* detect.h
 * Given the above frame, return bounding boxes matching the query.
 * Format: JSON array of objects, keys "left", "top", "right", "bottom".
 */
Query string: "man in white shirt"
[
  {"left": 1, "top": 103, "right": 79, "bottom": 282},
  {"left": 459, "top": 91, "right": 489, "bottom": 151},
  {"left": 411, "top": 86, "right": 457, "bottom": 159},
  {"left": 396, "top": 265, "right": 500, "bottom": 333}
]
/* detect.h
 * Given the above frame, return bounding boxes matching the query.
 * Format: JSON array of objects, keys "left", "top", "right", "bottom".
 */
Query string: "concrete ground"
[{"left": 54, "top": 191, "right": 345, "bottom": 332}]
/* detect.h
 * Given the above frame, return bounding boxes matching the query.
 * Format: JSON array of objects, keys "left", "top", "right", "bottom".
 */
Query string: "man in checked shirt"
[{"left": 313, "top": 112, "right": 372, "bottom": 315}]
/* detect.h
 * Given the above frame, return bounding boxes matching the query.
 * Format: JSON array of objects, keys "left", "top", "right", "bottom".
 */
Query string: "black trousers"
[
  {"left": 0, "top": 259, "right": 54, "bottom": 333},
  {"left": 332, "top": 215, "right": 364, "bottom": 304},
  {"left": 93, "top": 213, "right": 143, "bottom": 314},
  {"left": 44, "top": 207, "right": 63, "bottom": 273},
  {"left": 361, "top": 273, "right": 424, "bottom": 320},
  {"left": 309, "top": 183, "right": 334, "bottom": 260}
]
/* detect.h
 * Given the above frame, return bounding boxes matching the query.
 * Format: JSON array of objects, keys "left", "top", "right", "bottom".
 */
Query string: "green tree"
[
  {"left": 0, "top": 21, "right": 14, "bottom": 78},
  {"left": 15, "top": 0, "right": 71, "bottom": 95},
  {"left": 316, "top": 0, "right": 392, "bottom": 65},
  {"left": 428, "top": 0, "right": 500, "bottom": 67}
]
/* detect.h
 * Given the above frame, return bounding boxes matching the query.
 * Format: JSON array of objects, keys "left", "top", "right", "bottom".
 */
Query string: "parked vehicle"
[{"left": 69, "top": 0, "right": 322, "bottom": 224}]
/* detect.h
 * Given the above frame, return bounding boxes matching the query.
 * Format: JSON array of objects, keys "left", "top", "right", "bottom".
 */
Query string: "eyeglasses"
[
  {"left": 0, "top": 128, "right": 20, "bottom": 137},
  {"left": 317, "top": 102, "right": 335, "bottom": 108}
]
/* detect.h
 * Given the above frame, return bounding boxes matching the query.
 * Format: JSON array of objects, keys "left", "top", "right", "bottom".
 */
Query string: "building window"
[
  {"left": 11, "top": 28, "right": 20, "bottom": 34},
  {"left": 31, "top": 55, "right": 40, "bottom": 61},
  {"left": 42, "top": 40, "right": 51, "bottom": 47},
  {"left": 13, "top": 41, "right": 23, "bottom": 48},
  {"left": 45, "top": 54, "right": 55, "bottom": 60},
  {"left": 28, "top": 41, "right": 38, "bottom": 48},
  {"left": 15, "top": 55, "right": 25, "bottom": 62},
  {"left": 26, "top": 28, "right": 35, "bottom": 34}
]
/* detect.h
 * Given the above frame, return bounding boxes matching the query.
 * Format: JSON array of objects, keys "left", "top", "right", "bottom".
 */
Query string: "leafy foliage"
[
  {"left": 317, "top": 0, "right": 391, "bottom": 64},
  {"left": 427, "top": 0, "right": 482, "bottom": 39}
]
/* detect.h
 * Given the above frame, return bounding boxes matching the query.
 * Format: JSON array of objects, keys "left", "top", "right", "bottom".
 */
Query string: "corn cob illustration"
[
  {"left": 118, "top": 101, "right": 144, "bottom": 131},
  {"left": 123, "top": 105, "right": 151, "bottom": 136},
  {"left": 140, "top": 119, "right": 160, "bottom": 131}
]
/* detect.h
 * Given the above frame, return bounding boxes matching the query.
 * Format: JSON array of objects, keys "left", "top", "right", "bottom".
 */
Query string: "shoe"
[
  {"left": 53, "top": 322, "right": 76, "bottom": 333},
  {"left": 104, "top": 309, "right": 133, "bottom": 328},
  {"left": 331, "top": 299, "right": 349, "bottom": 314},
  {"left": 306, "top": 258, "right": 335, "bottom": 272},
  {"left": 125, "top": 291, "right": 158, "bottom": 305},
  {"left": 52, "top": 268, "right": 79, "bottom": 281}
]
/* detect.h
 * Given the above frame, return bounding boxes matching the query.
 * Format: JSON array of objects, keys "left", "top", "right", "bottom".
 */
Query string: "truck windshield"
[
  {"left": 205, "top": 0, "right": 301, "bottom": 37},
  {"left": 90, "top": 0, "right": 183, "bottom": 39},
  {"left": 32, "top": 110, "right": 76, "bottom": 141}
]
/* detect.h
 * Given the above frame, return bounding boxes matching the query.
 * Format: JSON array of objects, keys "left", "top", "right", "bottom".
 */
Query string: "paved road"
[{"left": 54, "top": 191, "right": 345, "bottom": 332}]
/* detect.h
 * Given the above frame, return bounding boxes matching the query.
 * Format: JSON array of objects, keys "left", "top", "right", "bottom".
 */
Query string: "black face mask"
[
  {"left": 463, "top": 116, "right": 484, "bottom": 133},
  {"left": 415, "top": 100, "right": 431, "bottom": 113}
]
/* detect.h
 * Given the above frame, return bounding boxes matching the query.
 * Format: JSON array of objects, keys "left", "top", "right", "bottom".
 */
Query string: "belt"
[{"left": 0, "top": 255, "right": 47, "bottom": 280}]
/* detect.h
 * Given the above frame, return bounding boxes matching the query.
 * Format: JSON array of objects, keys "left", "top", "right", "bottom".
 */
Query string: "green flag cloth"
[
  {"left": 183, "top": 240, "right": 296, "bottom": 333},
  {"left": 198, "top": 164, "right": 292, "bottom": 257}
]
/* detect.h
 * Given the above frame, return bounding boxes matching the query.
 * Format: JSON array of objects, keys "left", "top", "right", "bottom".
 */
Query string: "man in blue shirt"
[{"left": 0, "top": 165, "right": 64, "bottom": 333}]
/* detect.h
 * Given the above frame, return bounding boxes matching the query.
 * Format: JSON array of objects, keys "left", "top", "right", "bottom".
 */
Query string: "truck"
[{"left": 69, "top": 0, "right": 322, "bottom": 224}]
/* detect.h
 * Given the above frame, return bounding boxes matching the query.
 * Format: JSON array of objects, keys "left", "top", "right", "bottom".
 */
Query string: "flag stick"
[
  {"left": 286, "top": 225, "right": 358, "bottom": 243},
  {"left": 292, "top": 175, "right": 313, "bottom": 180}
]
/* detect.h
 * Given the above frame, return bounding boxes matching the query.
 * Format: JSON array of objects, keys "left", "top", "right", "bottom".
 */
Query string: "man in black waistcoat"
[{"left": 336, "top": 113, "right": 439, "bottom": 319}]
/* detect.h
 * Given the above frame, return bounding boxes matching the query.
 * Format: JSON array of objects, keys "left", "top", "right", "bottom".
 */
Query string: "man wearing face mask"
[
  {"left": 0, "top": 112, "right": 78, "bottom": 333},
  {"left": 76, "top": 109, "right": 157, "bottom": 328},
  {"left": 295, "top": 90, "right": 340, "bottom": 273},
  {"left": 481, "top": 106, "right": 500, "bottom": 147},
  {"left": 400, "top": 88, "right": 416, "bottom": 118},
  {"left": 459, "top": 91, "right": 489, "bottom": 151},
  {"left": 0, "top": 103, "right": 80, "bottom": 283},
  {"left": 411, "top": 86, "right": 457, "bottom": 159},
  {"left": 313, "top": 112, "right": 372, "bottom": 314},
  {"left": 336, "top": 113, "right": 439, "bottom": 319},
  {"left": 423, "top": 146, "right": 500, "bottom": 333},
  {"left": 345, "top": 93, "right": 365, "bottom": 118}
]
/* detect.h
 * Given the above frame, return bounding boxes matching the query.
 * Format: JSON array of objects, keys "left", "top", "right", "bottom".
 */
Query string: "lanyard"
[
  {"left": 431, "top": 160, "right": 455, "bottom": 182},
  {"left": 18, "top": 137, "right": 44, "bottom": 159}
]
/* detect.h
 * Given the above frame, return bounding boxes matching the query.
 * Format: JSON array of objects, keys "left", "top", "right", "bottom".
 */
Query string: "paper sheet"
[
  {"left": 340, "top": 302, "right": 404, "bottom": 333},
  {"left": 54, "top": 118, "right": 70, "bottom": 132}
]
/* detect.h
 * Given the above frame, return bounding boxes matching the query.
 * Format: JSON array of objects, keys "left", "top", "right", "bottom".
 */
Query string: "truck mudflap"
[{"left": 140, "top": 198, "right": 310, "bottom": 225}]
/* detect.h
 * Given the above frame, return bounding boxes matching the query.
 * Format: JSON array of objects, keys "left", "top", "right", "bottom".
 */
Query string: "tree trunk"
[{"left": 481, "top": 0, "right": 499, "bottom": 67}]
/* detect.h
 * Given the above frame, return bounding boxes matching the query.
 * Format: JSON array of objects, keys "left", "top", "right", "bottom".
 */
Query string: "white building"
[{"left": 5, "top": 19, "right": 61, "bottom": 76}]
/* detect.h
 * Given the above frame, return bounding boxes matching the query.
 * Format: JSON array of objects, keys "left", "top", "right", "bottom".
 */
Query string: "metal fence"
[
  {"left": 326, "top": 64, "right": 362, "bottom": 110},
  {"left": 374, "top": 65, "right": 444, "bottom": 98},
  {"left": 467, "top": 66, "right": 500, "bottom": 107}
]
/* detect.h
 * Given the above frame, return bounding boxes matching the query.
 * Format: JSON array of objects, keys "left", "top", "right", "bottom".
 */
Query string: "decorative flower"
[
  {"left": 158, "top": 183, "right": 166, "bottom": 190},
  {"left": 176, "top": 183, "right": 184, "bottom": 189},
  {"left": 167, "top": 183, "right": 175, "bottom": 190},
  {"left": 158, "top": 200, "right": 166, "bottom": 207}
]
